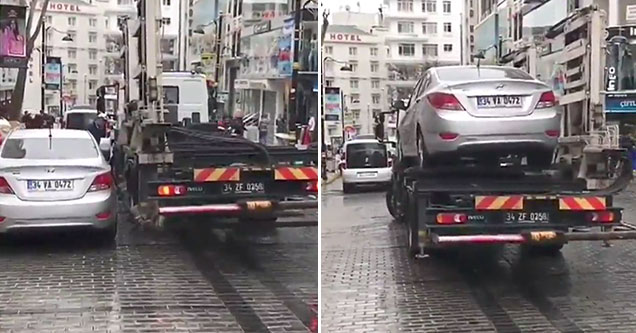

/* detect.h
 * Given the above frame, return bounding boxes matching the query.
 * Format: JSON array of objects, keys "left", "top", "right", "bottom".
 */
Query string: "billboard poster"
[
  {"left": 324, "top": 87, "right": 342, "bottom": 121},
  {"left": 277, "top": 18, "right": 294, "bottom": 76},
  {"left": 44, "top": 56, "right": 62, "bottom": 90},
  {"left": 605, "top": 93, "right": 636, "bottom": 113},
  {"left": 0, "top": 5, "right": 27, "bottom": 68}
]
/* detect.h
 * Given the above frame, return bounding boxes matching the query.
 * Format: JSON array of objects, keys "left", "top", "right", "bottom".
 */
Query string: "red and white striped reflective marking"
[
  {"left": 193, "top": 168, "right": 240, "bottom": 182},
  {"left": 274, "top": 167, "right": 318, "bottom": 181},
  {"left": 475, "top": 196, "right": 524, "bottom": 210},
  {"left": 559, "top": 197, "right": 607, "bottom": 211}
]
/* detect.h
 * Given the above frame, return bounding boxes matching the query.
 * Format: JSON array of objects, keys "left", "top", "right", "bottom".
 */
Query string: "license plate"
[
  {"left": 222, "top": 182, "right": 265, "bottom": 194},
  {"left": 477, "top": 95, "right": 522, "bottom": 108},
  {"left": 504, "top": 212, "right": 549, "bottom": 224},
  {"left": 27, "top": 179, "right": 74, "bottom": 192},
  {"left": 357, "top": 172, "right": 377, "bottom": 178}
]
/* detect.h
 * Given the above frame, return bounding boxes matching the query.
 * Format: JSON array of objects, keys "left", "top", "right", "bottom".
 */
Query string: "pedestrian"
[{"left": 88, "top": 112, "right": 108, "bottom": 142}]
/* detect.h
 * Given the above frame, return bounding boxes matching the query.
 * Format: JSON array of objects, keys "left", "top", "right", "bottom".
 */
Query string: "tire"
[
  {"left": 416, "top": 127, "right": 431, "bottom": 168},
  {"left": 405, "top": 193, "right": 420, "bottom": 257},
  {"left": 386, "top": 189, "right": 397, "bottom": 219},
  {"left": 98, "top": 223, "right": 117, "bottom": 245},
  {"left": 343, "top": 183, "right": 354, "bottom": 193},
  {"left": 522, "top": 243, "right": 563, "bottom": 256}
]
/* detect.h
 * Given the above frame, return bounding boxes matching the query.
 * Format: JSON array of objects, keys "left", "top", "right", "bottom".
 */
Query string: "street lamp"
[{"left": 41, "top": 21, "right": 73, "bottom": 116}]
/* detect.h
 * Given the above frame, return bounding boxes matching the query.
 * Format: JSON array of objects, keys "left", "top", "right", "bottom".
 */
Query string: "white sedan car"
[{"left": 0, "top": 129, "right": 117, "bottom": 240}]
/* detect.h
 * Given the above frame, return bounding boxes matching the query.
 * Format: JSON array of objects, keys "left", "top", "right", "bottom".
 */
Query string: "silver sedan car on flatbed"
[
  {"left": 0, "top": 129, "right": 117, "bottom": 239},
  {"left": 398, "top": 66, "right": 561, "bottom": 167}
]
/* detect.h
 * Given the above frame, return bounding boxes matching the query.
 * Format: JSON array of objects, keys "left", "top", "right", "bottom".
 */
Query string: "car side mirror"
[{"left": 392, "top": 100, "right": 406, "bottom": 110}]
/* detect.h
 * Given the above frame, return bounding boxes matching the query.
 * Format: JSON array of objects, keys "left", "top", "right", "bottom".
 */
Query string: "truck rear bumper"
[
  {"left": 430, "top": 229, "right": 636, "bottom": 245},
  {"left": 158, "top": 200, "right": 318, "bottom": 217}
]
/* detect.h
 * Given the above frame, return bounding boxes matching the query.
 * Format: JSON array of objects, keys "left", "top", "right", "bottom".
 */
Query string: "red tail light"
[
  {"left": 587, "top": 211, "right": 615, "bottom": 223},
  {"left": 427, "top": 93, "right": 465, "bottom": 111},
  {"left": 0, "top": 176, "right": 14, "bottom": 194},
  {"left": 536, "top": 91, "right": 557, "bottom": 109},
  {"left": 306, "top": 180, "right": 318, "bottom": 193},
  {"left": 0, "top": 216, "right": 5, "bottom": 223},
  {"left": 157, "top": 184, "right": 187, "bottom": 196},
  {"left": 96, "top": 211, "right": 112, "bottom": 220},
  {"left": 89, "top": 172, "right": 113, "bottom": 192},
  {"left": 439, "top": 132, "right": 459, "bottom": 140},
  {"left": 436, "top": 213, "right": 468, "bottom": 224},
  {"left": 545, "top": 129, "right": 560, "bottom": 137}
]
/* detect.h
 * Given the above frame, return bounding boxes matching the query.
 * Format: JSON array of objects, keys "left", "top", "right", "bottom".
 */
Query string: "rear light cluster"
[
  {"left": 157, "top": 184, "right": 187, "bottom": 197},
  {"left": 306, "top": 180, "right": 318, "bottom": 193},
  {"left": 0, "top": 176, "right": 14, "bottom": 194},
  {"left": 436, "top": 213, "right": 467, "bottom": 224},
  {"left": 427, "top": 93, "right": 465, "bottom": 111},
  {"left": 89, "top": 172, "right": 113, "bottom": 192},
  {"left": 586, "top": 211, "right": 615, "bottom": 223},
  {"left": 545, "top": 130, "right": 560, "bottom": 137},
  {"left": 536, "top": 91, "right": 557, "bottom": 109}
]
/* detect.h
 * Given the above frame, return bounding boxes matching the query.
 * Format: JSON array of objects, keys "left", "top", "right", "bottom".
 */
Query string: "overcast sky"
[{"left": 322, "top": 0, "right": 383, "bottom": 13}]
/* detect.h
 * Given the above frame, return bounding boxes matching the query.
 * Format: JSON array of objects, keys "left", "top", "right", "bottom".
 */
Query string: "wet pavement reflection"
[
  {"left": 0, "top": 204, "right": 317, "bottom": 332},
  {"left": 321, "top": 179, "right": 636, "bottom": 332}
]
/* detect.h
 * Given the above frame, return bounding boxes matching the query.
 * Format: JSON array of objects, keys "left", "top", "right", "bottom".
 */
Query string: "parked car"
[
  {"left": 64, "top": 108, "right": 98, "bottom": 130},
  {"left": 0, "top": 129, "right": 117, "bottom": 240},
  {"left": 341, "top": 139, "right": 392, "bottom": 193},
  {"left": 397, "top": 65, "right": 560, "bottom": 167}
]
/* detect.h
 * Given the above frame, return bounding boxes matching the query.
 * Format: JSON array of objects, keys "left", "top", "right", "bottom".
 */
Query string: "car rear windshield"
[
  {"left": 437, "top": 67, "right": 534, "bottom": 81},
  {"left": 346, "top": 143, "right": 387, "bottom": 168},
  {"left": 66, "top": 113, "right": 97, "bottom": 130},
  {"left": 1, "top": 138, "right": 98, "bottom": 160}
]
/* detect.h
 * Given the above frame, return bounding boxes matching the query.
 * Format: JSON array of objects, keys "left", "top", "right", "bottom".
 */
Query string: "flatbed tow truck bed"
[{"left": 399, "top": 163, "right": 636, "bottom": 256}]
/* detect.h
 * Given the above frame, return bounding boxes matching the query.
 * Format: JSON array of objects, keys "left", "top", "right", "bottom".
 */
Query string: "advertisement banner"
[
  {"left": 44, "top": 56, "right": 62, "bottom": 90},
  {"left": 0, "top": 5, "right": 27, "bottom": 68},
  {"left": 277, "top": 18, "right": 293, "bottom": 76},
  {"left": 605, "top": 93, "right": 636, "bottom": 113},
  {"left": 324, "top": 87, "right": 342, "bottom": 121},
  {"left": 239, "top": 17, "right": 294, "bottom": 79}
]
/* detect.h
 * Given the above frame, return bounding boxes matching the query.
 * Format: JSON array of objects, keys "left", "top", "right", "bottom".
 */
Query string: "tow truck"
[
  {"left": 385, "top": 5, "right": 636, "bottom": 257},
  {"left": 112, "top": 1, "right": 317, "bottom": 232}
]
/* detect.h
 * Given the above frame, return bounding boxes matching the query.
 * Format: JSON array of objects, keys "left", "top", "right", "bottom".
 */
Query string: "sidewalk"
[{"left": 322, "top": 172, "right": 341, "bottom": 186}]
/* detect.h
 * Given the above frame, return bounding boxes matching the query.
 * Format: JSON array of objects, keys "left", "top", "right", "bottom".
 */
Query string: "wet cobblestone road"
[
  {"left": 0, "top": 205, "right": 317, "bottom": 332},
  {"left": 321, "top": 179, "right": 636, "bottom": 332}
]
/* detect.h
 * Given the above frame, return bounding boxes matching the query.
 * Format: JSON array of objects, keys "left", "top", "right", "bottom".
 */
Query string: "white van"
[
  {"left": 161, "top": 72, "right": 209, "bottom": 123},
  {"left": 341, "top": 139, "right": 392, "bottom": 193}
]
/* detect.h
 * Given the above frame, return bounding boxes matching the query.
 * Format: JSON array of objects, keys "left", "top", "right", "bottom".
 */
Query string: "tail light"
[
  {"left": 0, "top": 176, "right": 14, "bottom": 194},
  {"left": 157, "top": 184, "right": 187, "bottom": 196},
  {"left": 439, "top": 132, "right": 459, "bottom": 140},
  {"left": 587, "top": 211, "right": 615, "bottom": 223},
  {"left": 427, "top": 93, "right": 465, "bottom": 111},
  {"left": 536, "top": 91, "right": 557, "bottom": 109},
  {"left": 436, "top": 213, "right": 467, "bottom": 224},
  {"left": 89, "top": 172, "right": 113, "bottom": 192},
  {"left": 306, "top": 180, "right": 318, "bottom": 193},
  {"left": 545, "top": 129, "right": 560, "bottom": 137},
  {"left": 0, "top": 216, "right": 5, "bottom": 223},
  {"left": 96, "top": 211, "right": 112, "bottom": 220}
]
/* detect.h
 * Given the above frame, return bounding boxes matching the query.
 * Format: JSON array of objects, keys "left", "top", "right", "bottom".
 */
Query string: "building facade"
[
  {"left": 323, "top": 13, "right": 389, "bottom": 143},
  {"left": 381, "top": 0, "right": 462, "bottom": 101}
]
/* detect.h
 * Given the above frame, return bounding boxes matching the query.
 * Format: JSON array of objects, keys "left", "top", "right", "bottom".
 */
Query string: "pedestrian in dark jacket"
[{"left": 88, "top": 113, "right": 108, "bottom": 142}]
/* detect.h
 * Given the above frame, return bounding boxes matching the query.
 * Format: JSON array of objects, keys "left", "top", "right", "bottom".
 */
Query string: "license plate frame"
[
  {"left": 504, "top": 211, "right": 550, "bottom": 224},
  {"left": 26, "top": 179, "right": 74, "bottom": 192},
  {"left": 357, "top": 171, "right": 378, "bottom": 178},
  {"left": 222, "top": 182, "right": 266, "bottom": 195},
  {"left": 476, "top": 95, "right": 522, "bottom": 108}
]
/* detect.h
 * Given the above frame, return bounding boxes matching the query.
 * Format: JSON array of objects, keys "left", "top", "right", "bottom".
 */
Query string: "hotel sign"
[
  {"left": 41, "top": 2, "right": 82, "bottom": 13},
  {"left": 328, "top": 33, "right": 363, "bottom": 42}
]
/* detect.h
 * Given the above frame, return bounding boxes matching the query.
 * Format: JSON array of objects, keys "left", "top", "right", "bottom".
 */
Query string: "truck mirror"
[{"left": 392, "top": 100, "right": 406, "bottom": 110}]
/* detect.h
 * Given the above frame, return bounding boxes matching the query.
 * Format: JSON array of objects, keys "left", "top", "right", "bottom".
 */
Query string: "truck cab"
[{"left": 161, "top": 72, "right": 209, "bottom": 124}]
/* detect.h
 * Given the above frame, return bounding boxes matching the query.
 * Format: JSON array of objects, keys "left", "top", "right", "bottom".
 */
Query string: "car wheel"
[
  {"left": 98, "top": 223, "right": 117, "bottom": 245},
  {"left": 386, "top": 189, "right": 397, "bottom": 219},
  {"left": 416, "top": 128, "right": 431, "bottom": 168},
  {"left": 527, "top": 151, "right": 554, "bottom": 169}
]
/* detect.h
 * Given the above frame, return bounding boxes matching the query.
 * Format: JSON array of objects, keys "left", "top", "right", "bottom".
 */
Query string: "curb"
[{"left": 322, "top": 173, "right": 342, "bottom": 186}]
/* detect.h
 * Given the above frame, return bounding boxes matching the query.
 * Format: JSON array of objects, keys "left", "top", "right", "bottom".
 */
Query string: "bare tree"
[{"left": 7, "top": 0, "right": 51, "bottom": 120}]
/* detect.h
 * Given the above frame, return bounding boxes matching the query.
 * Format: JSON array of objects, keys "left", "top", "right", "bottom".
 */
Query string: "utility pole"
[
  {"left": 288, "top": 0, "right": 302, "bottom": 132},
  {"left": 40, "top": 20, "right": 46, "bottom": 113}
]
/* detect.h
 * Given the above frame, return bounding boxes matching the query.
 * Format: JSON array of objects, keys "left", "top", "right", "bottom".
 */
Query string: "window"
[
  {"left": 372, "top": 79, "right": 380, "bottom": 89},
  {"left": 397, "top": 0, "right": 413, "bottom": 12},
  {"left": 68, "top": 17, "right": 76, "bottom": 26},
  {"left": 444, "top": 23, "right": 452, "bottom": 33},
  {"left": 444, "top": 44, "right": 453, "bottom": 52},
  {"left": 89, "top": 49, "right": 97, "bottom": 60},
  {"left": 67, "top": 79, "right": 77, "bottom": 89},
  {"left": 89, "top": 32, "right": 97, "bottom": 43},
  {"left": 163, "top": 86, "right": 179, "bottom": 104},
  {"left": 68, "top": 49, "right": 76, "bottom": 58},
  {"left": 443, "top": 1, "right": 451, "bottom": 13},
  {"left": 163, "top": 0, "right": 171, "bottom": 5},
  {"left": 372, "top": 94, "right": 381, "bottom": 104},
  {"left": 46, "top": 15, "right": 52, "bottom": 24},
  {"left": 398, "top": 21, "right": 414, "bottom": 34},
  {"left": 350, "top": 93, "right": 360, "bottom": 103},
  {"left": 398, "top": 43, "right": 415, "bottom": 56},
  {"left": 89, "top": 65, "right": 97, "bottom": 75},
  {"left": 437, "top": 67, "right": 534, "bottom": 81},
  {"left": 1, "top": 138, "right": 98, "bottom": 160},
  {"left": 88, "top": 80, "right": 97, "bottom": 90},
  {"left": 370, "top": 62, "right": 379, "bottom": 73},
  {"left": 89, "top": 96, "right": 96, "bottom": 106},
  {"left": 422, "top": 0, "right": 436, "bottom": 12},
  {"left": 422, "top": 22, "right": 437, "bottom": 34},
  {"left": 89, "top": 18, "right": 97, "bottom": 27},
  {"left": 68, "top": 31, "right": 76, "bottom": 41},
  {"left": 105, "top": 19, "right": 110, "bottom": 28},
  {"left": 68, "top": 64, "right": 77, "bottom": 73},
  {"left": 162, "top": 18, "right": 171, "bottom": 25},
  {"left": 325, "top": 46, "right": 333, "bottom": 54},
  {"left": 350, "top": 79, "right": 359, "bottom": 89},
  {"left": 325, "top": 79, "right": 333, "bottom": 87},
  {"left": 349, "top": 61, "right": 358, "bottom": 72},
  {"left": 423, "top": 44, "right": 438, "bottom": 56},
  {"left": 351, "top": 109, "right": 361, "bottom": 120},
  {"left": 370, "top": 47, "right": 378, "bottom": 56},
  {"left": 349, "top": 47, "right": 357, "bottom": 56}
]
